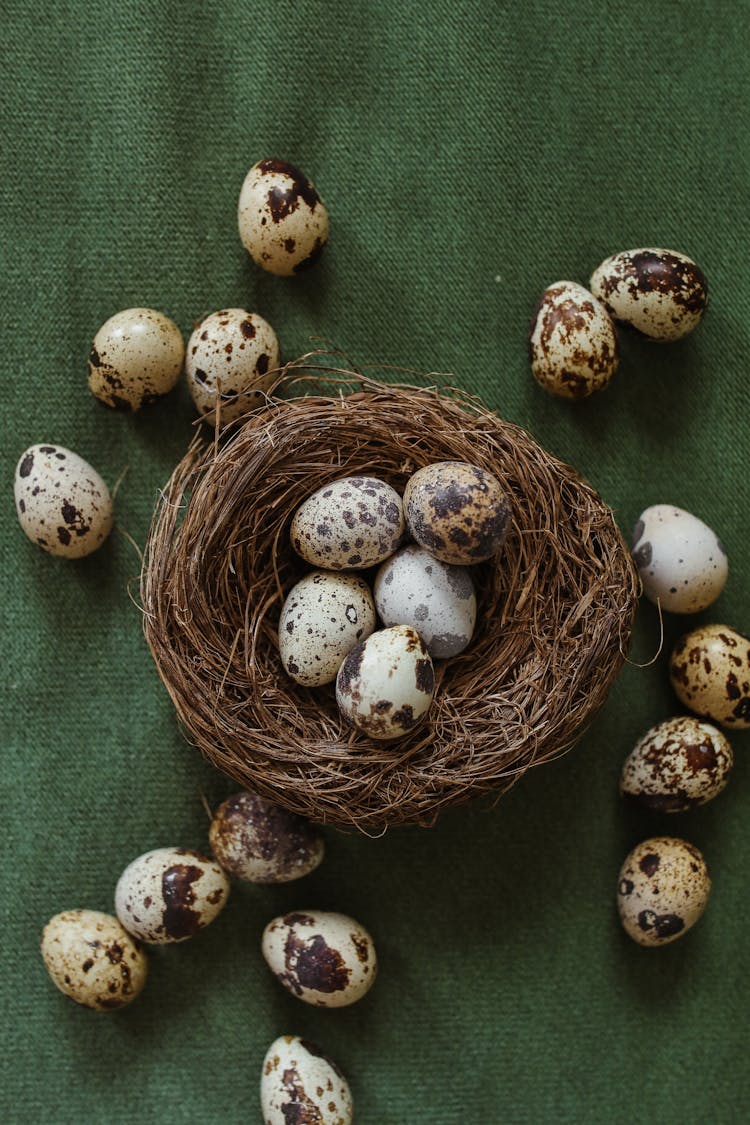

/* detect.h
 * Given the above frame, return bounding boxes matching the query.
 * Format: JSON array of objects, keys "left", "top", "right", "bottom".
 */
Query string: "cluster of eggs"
[
  {"left": 529, "top": 247, "right": 708, "bottom": 400},
  {"left": 277, "top": 462, "right": 511, "bottom": 739}
]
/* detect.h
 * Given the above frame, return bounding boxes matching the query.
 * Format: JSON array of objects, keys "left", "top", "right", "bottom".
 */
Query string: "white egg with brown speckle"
[
  {"left": 41, "top": 909, "right": 148, "bottom": 1010},
  {"left": 114, "top": 847, "right": 230, "bottom": 944},
  {"left": 403, "top": 461, "right": 510, "bottom": 565},
  {"left": 88, "top": 307, "right": 184, "bottom": 410},
  {"left": 14, "top": 444, "right": 113, "bottom": 558},
  {"left": 209, "top": 792, "right": 324, "bottom": 883},
  {"left": 590, "top": 247, "right": 708, "bottom": 341},
  {"left": 632, "top": 504, "right": 727, "bottom": 613},
  {"left": 529, "top": 281, "right": 619, "bottom": 399},
  {"left": 336, "top": 624, "right": 434, "bottom": 740},
  {"left": 262, "top": 910, "right": 377, "bottom": 1007},
  {"left": 617, "top": 836, "right": 711, "bottom": 946},
  {"left": 260, "top": 1035, "right": 353, "bottom": 1125},
  {"left": 669, "top": 624, "right": 750, "bottom": 729},
  {"left": 185, "top": 308, "right": 279, "bottom": 424},
  {"left": 620, "top": 716, "right": 733, "bottom": 812},
  {"left": 374, "top": 544, "right": 476, "bottom": 658},
  {"left": 291, "top": 476, "right": 404, "bottom": 570},
  {"left": 238, "top": 158, "right": 329, "bottom": 276},
  {"left": 278, "top": 570, "right": 376, "bottom": 686}
]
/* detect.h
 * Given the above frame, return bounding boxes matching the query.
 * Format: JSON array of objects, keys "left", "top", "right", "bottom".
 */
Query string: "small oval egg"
[
  {"left": 41, "top": 909, "right": 148, "bottom": 1010},
  {"left": 238, "top": 158, "right": 329, "bottom": 276},
  {"left": 291, "top": 476, "right": 404, "bottom": 570},
  {"left": 403, "top": 461, "right": 510, "bottom": 565},
  {"left": 209, "top": 792, "right": 324, "bottom": 883},
  {"left": 529, "top": 281, "right": 619, "bottom": 399},
  {"left": 262, "top": 910, "right": 377, "bottom": 1007},
  {"left": 278, "top": 570, "right": 376, "bottom": 686},
  {"left": 88, "top": 307, "right": 184, "bottom": 410},
  {"left": 669, "top": 624, "right": 750, "bottom": 729},
  {"left": 14, "top": 444, "right": 113, "bottom": 558},
  {"left": 114, "top": 847, "right": 230, "bottom": 944},
  {"left": 590, "top": 248, "right": 708, "bottom": 342},
  {"left": 620, "top": 716, "right": 733, "bottom": 812},
  {"left": 261, "top": 1035, "right": 353, "bottom": 1125},
  {"left": 336, "top": 625, "right": 434, "bottom": 740},
  {"left": 617, "top": 836, "right": 711, "bottom": 947},
  {"left": 374, "top": 544, "right": 476, "bottom": 658},
  {"left": 631, "top": 504, "right": 728, "bottom": 613},
  {"left": 185, "top": 308, "right": 280, "bottom": 424}
]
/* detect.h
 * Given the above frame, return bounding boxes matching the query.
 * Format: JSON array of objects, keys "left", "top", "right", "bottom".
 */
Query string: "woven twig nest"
[{"left": 141, "top": 366, "right": 637, "bottom": 832}]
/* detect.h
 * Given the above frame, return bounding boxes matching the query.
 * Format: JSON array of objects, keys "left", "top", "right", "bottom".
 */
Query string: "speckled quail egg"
[
  {"left": 617, "top": 836, "right": 711, "bottom": 946},
  {"left": 41, "top": 909, "right": 148, "bottom": 1010},
  {"left": 336, "top": 625, "right": 434, "bottom": 740},
  {"left": 14, "top": 444, "right": 113, "bottom": 558},
  {"left": 261, "top": 1035, "right": 353, "bottom": 1125},
  {"left": 209, "top": 792, "right": 324, "bottom": 883},
  {"left": 238, "top": 158, "right": 329, "bottom": 276},
  {"left": 590, "top": 248, "right": 708, "bottom": 342},
  {"left": 620, "top": 716, "right": 733, "bottom": 812},
  {"left": 374, "top": 544, "right": 476, "bottom": 658},
  {"left": 631, "top": 504, "right": 728, "bottom": 613},
  {"left": 670, "top": 624, "right": 750, "bottom": 729},
  {"left": 114, "top": 847, "right": 230, "bottom": 944},
  {"left": 278, "top": 571, "right": 376, "bottom": 686},
  {"left": 262, "top": 910, "right": 377, "bottom": 1007},
  {"left": 88, "top": 307, "right": 184, "bottom": 410},
  {"left": 403, "top": 461, "right": 510, "bottom": 565},
  {"left": 291, "top": 476, "right": 404, "bottom": 570},
  {"left": 185, "top": 308, "right": 280, "bottom": 424},
  {"left": 529, "top": 281, "right": 619, "bottom": 399}
]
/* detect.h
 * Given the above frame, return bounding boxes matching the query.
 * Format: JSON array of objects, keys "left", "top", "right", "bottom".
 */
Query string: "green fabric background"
[{"left": 2, "top": 2, "right": 749, "bottom": 1122}]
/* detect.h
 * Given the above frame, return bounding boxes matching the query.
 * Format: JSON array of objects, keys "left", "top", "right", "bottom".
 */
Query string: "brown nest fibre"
[{"left": 141, "top": 367, "right": 637, "bottom": 832}]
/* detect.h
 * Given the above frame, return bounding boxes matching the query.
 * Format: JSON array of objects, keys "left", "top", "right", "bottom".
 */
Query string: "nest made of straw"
[{"left": 140, "top": 368, "right": 638, "bottom": 832}]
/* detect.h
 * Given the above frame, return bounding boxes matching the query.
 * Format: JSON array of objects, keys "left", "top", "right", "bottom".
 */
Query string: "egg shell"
[
  {"left": 590, "top": 248, "right": 708, "bottom": 342},
  {"left": 14, "top": 444, "right": 113, "bottom": 558},
  {"left": 336, "top": 624, "right": 434, "bottom": 740},
  {"left": 114, "top": 848, "right": 230, "bottom": 944},
  {"left": 291, "top": 476, "right": 404, "bottom": 570},
  {"left": 88, "top": 307, "right": 184, "bottom": 410},
  {"left": 620, "top": 716, "right": 733, "bottom": 812},
  {"left": 261, "top": 910, "right": 377, "bottom": 1007},
  {"left": 669, "top": 624, "right": 750, "bottom": 729},
  {"left": 632, "top": 504, "right": 728, "bottom": 613},
  {"left": 403, "top": 460, "right": 510, "bottom": 565},
  {"left": 185, "top": 308, "right": 280, "bottom": 424},
  {"left": 260, "top": 1035, "right": 353, "bottom": 1125},
  {"left": 617, "top": 836, "right": 711, "bottom": 947},
  {"left": 41, "top": 909, "right": 148, "bottom": 1011},
  {"left": 238, "top": 158, "right": 329, "bottom": 276},
  {"left": 374, "top": 545, "right": 477, "bottom": 658},
  {"left": 278, "top": 570, "right": 376, "bottom": 686},
  {"left": 209, "top": 792, "right": 324, "bottom": 883},
  {"left": 529, "top": 281, "right": 619, "bottom": 399}
]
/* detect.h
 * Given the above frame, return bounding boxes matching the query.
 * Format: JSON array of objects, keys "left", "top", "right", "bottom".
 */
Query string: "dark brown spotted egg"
[
  {"left": 88, "top": 307, "right": 184, "bottom": 410},
  {"left": 620, "top": 716, "right": 733, "bottom": 812},
  {"left": 185, "top": 308, "right": 279, "bottom": 424},
  {"left": 114, "top": 847, "right": 230, "bottom": 944},
  {"left": 403, "top": 461, "right": 510, "bottom": 565},
  {"left": 238, "top": 158, "right": 329, "bottom": 276},
  {"left": 261, "top": 1035, "right": 353, "bottom": 1125},
  {"left": 617, "top": 837, "right": 711, "bottom": 947},
  {"left": 278, "top": 571, "right": 376, "bottom": 686},
  {"left": 529, "top": 281, "right": 619, "bottom": 399},
  {"left": 14, "top": 444, "right": 113, "bottom": 558},
  {"left": 41, "top": 910, "right": 148, "bottom": 1010},
  {"left": 262, "top": 910, "right": 377, "bottom": 1007},
  {"left": 670, "top": 624, "right": 750, "bottom": 729},
  {"left": 632, "top": 504, "right": 728, "bottom": 613},
  {"left": 291, "top": 476, "right": 404, "bottom": 570},
  {"left": 336, "top": 625, "right": 435, "bottom": 740},
  {"left": 209, "top": 792, "right": 324, "bottom": 884},
  {"left": 590, "top": 248, "right": 708, "bottom": 342}
]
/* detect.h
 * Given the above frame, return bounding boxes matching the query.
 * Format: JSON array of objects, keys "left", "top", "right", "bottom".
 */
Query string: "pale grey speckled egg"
[
  {"left": 291, "top": 476, "right": 404, "bottom": 570},
  {"left": 403, "top": 461, "right": 510, "bottom": 565},
  {"left": 261, "top": 1035, "right": 353, "bottom": 1125},
  {"left": 262, "top": 910, "right": 377, "bottom": 1007},
  {"left": 14, "top": 444, "right": 113, "bottom": 558},
  {"left": 529, "top": 281, "right": 619, "bottom": 399},
  {"left": 209, "top": 791, "right": 324, "bottom": 884},
  {"left": 632, "top": 504, "right": 727, "bottom": 613},
  {"left": 670, "top": 624, "right": 750, "bottom": 729},
  {"left": 374, "top": 544, "right": 476, "bottom": 658},
  {"left": 620, "top": 716, "right": 733, "bottom": 812},
  {"left": 88, "top": 307, "right": 184, "bottom": 410},
  {"left": 41, "top": 909, "right": 148, "bottom": 1010},
  {"left": 336, "top": 624, "right": 434, "bottom": 740},
  {"left": 617, "top": 836, "right": 711, "bottom": 947},
  {"left": 278, "top": 570, "right": 376, "bottom": 686},
  {"left": 115, "top": 847, "right": 230, "bottom": 944},
  {"left": 238, "top": 158, "right": 329, "bottom": 276},
  {"left": 590, "top": 248, "right": 708, "bottom": 342},
  {"left": 185, "top": 308, "right": 280, "bottom": 424}
]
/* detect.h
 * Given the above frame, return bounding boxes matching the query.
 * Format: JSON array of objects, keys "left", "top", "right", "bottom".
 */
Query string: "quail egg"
[
  {"left": 669, "top": 624, "right": 750, "bottom": 729},
  {"left": 374, "top": 544, "right": 476, "bottom": 658},
  {"left": 88, "top": 307, "right": 184, "bottom": 410},
  {"left": 185, "top": 308, "right": 279, "bottom": 424},
  {"left": 41, "top": 909, "right": 148, "bottom": 1010},
  {"left": 114, "top": 847, "right": 230, "bottom": 943},
  {"left": 261, "top": 1035, "right": 353, "bottom": 1125},
  {"left": 14, "top": 444, "right": 113, "bottom": 558},
  {"left": 403, "top": 461, "right": 510, "bottom": 565},
  {"left": 620, "top": 716, "right": 733, "bottom": 812},
  {"left": 238, "top": 158, "right": 329, "bottom": 276},
  {"left": 336, "top": 625, "right": 434, "bottom": 740},
  {"left": 209, "top": 791, "right": 324, "bottom": 883},
  {"left": 631, "top": 504, "right": 728, "bottom": 613},
  {"left": 590, "top": 248, "right": 708, "bottom": 341},
  {"left": 262, "top": 910, "right": 377, "bottom": 1007},
  {"left": 529, "top": 280, "right": 619, "bottom": 399},
  {"left": 291, "top": 476, "right": 404, "bottom": 570},
  {"left": 617, "top": 836, "right": 711, "bottom": 946},
  {"left": 278, "top": 570, "right": 376, "bottom": 686}
]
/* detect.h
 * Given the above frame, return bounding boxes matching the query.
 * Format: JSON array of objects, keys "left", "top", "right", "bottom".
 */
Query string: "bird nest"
[{"left": 140, "top": 366, "right": 637, "bottom": 832}]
